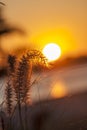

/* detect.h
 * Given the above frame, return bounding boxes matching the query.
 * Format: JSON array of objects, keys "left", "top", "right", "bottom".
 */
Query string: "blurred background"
[{"left": 0, "top": 0, "right": 87, "bottom": 103}]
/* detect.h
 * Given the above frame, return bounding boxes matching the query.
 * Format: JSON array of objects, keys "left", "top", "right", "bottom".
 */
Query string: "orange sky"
[{"left": 2, "top": 0, "right": 87, "bottom": 57}]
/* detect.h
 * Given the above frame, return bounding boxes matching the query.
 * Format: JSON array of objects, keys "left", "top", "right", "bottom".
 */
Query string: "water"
[
  {"left": 31, "top": 64, "right": 87, "bottom": 101},
  {"left": 0, "top": 64, "right": 87, "bottom": 103}
]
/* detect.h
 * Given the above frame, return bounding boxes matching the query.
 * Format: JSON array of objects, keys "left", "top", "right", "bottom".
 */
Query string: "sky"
[{"left": 1, "top": 0, "right": 87, "bottom": 58}]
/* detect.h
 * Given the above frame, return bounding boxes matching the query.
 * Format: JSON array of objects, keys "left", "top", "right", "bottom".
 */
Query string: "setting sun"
[{"left": 42, "top": 43, "right": 61, "bottom": 62}]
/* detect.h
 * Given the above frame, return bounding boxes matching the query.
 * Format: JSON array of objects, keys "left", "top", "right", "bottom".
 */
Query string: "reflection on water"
[
  {"left": 51, "top": 82, "right": 67, "bottom": 99},
  {"left": 0, "top": 64, "right": 87, "bottom": 103},
  {"left": 31, "top": 64, "right": 87, "bottom": 102}
]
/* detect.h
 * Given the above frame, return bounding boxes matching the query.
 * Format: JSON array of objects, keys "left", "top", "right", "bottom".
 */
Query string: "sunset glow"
[
  {"left": 3, "top": 0, "right": 86, "bottom": 56},
  {"left": 51, "top": 82, "right": 67, "bottom": 99},
  {"left": 42, "top": 43, "right": 61, "bottom": 62}
]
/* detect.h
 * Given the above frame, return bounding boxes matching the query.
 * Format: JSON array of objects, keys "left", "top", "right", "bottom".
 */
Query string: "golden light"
[
  {"left": 51, "top": 82, "right": 67, "bottom": 99},
  {"left": 30, "top": 29, "right": 76, "bottom": 58},
  {"left": 42, "top": 43, "right": 61, "bottom": 62}
]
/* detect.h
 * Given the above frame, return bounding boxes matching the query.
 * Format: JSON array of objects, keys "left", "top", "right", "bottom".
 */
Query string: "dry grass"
[{"left": 1, "top": 50, "right": 47, "bottom": 130}]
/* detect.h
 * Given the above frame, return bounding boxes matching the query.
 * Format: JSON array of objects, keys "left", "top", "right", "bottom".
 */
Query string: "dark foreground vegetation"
[
  {"left": 1, "top": 90, "right": 87, "bottom": 130},
  {"left": 0, "top": 50, "right": 47, "bottom": 130}
]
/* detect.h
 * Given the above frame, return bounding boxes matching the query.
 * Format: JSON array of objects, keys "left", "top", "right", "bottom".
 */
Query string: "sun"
[{"left": 42, "top": 43, "right": 61, "bottom": 62}]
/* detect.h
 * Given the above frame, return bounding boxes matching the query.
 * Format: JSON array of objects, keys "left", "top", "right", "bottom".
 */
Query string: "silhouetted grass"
[{"left": 3, "top": 50, "right": 47, "bottom": 130}]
